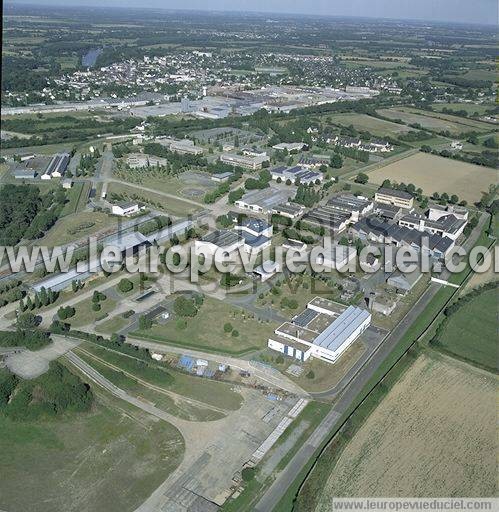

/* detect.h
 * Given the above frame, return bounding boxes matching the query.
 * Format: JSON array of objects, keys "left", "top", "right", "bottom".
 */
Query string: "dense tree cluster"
[
  {"left": 173, "top": 294, "right": 203, "bottom": 317},
  {"left": 0, "top": 329, "right": 51, "bottom": 351},
  {"left": 0, "top": 362, "right": 93, "bottom": 421},
  {"left": 294, "top": 184, "right": 321, "bottom": 207}
]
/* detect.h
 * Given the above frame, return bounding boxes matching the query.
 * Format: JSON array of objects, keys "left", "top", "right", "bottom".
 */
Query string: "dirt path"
[{"left": 75, "top": 346, "right": 231, "bottom": 415}]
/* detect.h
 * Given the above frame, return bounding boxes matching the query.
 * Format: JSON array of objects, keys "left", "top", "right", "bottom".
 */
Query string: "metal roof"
[
  {"left": 239, "top": 217, "right": 271, "bottom": 233},
  {"left": 312, "top": 306, "right": 370, "bottom": 353},
  {"left": 377, "top": 187, "right": 413, "bottom": 200},
  {"left": 202, "top": 229, "right": 243, "bottom": 247}
]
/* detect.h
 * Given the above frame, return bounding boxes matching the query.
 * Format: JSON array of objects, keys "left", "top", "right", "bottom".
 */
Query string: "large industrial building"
[
  {"left": 268, "top": 298, "right": 371, "bottom": 364},
  {"left": 302, "top": 194, "right": 374, "bottom": 234},
  {"left": 270, "top": 165, "right": 323, "bottom": 185},
  {"left": 235, "top": 187, "right": 293, "bottom": 214},
  {"left": 41, "top": 153, "right": 70, "bottom": 179},
  {"left": 220, "top": 152, "right": 270, "bottom": 170}
]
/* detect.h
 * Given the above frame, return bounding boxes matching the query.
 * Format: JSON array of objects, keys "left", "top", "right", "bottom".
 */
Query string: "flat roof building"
[
  {"left": 375, "top": 187, "right": 414, "bottom": 209},
  {"left": 220, "top": 152, "right": 270, "bottom": 170},
  {"left": 268, "top": 300, "right": 371, "bottom": 364},
  {"left": 272, "top": 203, "right": 304, "bottom": 219},
  {"left": 302, "top": 205, "right": 351, "bottom": 234},
  {"left": 235, "top": 187, "right": 293, "bottom": 214},
  {"left": 11, "top": 169, "right": 36, "bottom": 179},
  {"left": 328, "top": 194, "right": 374, "bottom": 222},
  {"left": 170, "top": 139, "right": 204, "bottom": 155},
  {"left": 194, "top": 229, "right": 244, "bottom": 262},
  {"left": 271, "top": 165, "right": 323, "bottom": 185},
  {"left": 111, "top": 201, "right": 140, "bottom": 217}
]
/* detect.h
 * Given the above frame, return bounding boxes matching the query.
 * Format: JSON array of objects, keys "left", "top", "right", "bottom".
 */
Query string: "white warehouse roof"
[{"left": 313, "top": 305, "right": 370, "bottom": 352}]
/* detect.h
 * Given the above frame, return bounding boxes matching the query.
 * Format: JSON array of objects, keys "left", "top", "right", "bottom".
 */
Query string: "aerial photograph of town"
[{"left": 0, "top": 0, "right": 497, "bottom": 511}]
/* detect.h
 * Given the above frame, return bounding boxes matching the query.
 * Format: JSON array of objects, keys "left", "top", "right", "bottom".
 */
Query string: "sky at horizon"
[{"left": 6, "top": 0, "right": 498, "bottom": 25}]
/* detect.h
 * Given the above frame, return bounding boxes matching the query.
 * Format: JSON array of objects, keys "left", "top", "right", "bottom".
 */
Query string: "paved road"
[{"left": 255, "top": 212, "right": 490, "bottom": 511}]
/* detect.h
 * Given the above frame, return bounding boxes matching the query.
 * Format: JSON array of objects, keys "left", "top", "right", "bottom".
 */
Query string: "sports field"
[
  {"left": 367, "top": 152, "right": 497, "bottom": 203},
  {"left": 316, "top": 353, "right": 497, "bottom": 506},
  {"left": 328, "top": 113, "right": 412, "bottom": 136}
]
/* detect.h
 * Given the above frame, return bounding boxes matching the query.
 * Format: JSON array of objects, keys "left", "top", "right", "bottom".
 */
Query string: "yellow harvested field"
[
  {"left": 316, "top": 354, "right": 497, "bottom": 506},
  {"left": 367, "top": 152, "right": 497, "bottom": 203}
]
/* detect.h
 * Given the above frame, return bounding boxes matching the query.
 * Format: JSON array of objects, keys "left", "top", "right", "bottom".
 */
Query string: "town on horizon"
[{"left": 0, "top": 4, "right": 497, "bottom": 512}]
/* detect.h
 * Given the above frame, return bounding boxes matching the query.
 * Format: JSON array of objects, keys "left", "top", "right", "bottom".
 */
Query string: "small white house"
[
  {"left": 254, "top": 261, "right": 280, "bottom": 282},
  {"left": 111, "top": 201, "right": 140, "bottom": 217}
]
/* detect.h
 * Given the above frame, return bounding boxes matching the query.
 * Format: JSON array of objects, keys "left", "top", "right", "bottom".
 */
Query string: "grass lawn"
[
  {"left": 114, "top": 167, "right": 216, "bottom": 198},
  {"left": 257, "top": 275, "right": 340, "bottom": 319},
  {"left": 107, "top": 181, "right": 201, "bottom": 217},
  {"left": 287, "top": 340, "right": 366, "bottom": 393},
  {"left": 95, "top": 314, "right": 130, "bottom": 335},
  {"left": 132, "top": 296, "right": 277, "bottom": 354},
  {"left": 60, "top": 181, "right": 90, "bottom": 216},
  {"left": 79, "top": 342, "right": 243, "bottom": 411},
  {"left": 66, "top": 296, "right": 117, "bottom": 328},
  {"left": 0, "top": 163, "right": 8, "bottom": 179},
  {"left": 434, "top": 287, "right": 497, "bottom": 372},
  {"left": 0, "top": 379, "right": 184, "bottom": 512},
  {"left": 38, "top": 211, "right": 116, "bottom": 246}
]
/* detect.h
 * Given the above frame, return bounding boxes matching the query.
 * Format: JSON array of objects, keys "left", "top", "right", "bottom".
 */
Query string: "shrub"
[
  {"left": 173, "top": 296, "right": 198, "bottom": 317},
  {"left": 118, "top": 278, "right": 134, "bottom": 294},
  {"left": 176, "top": 318, "right": 187, "bottom": 330},
  {"left": 241, "top": 467, "right": 256, "bottom": 482},
  {"left": 224, "top": 322, "right": 233, "bottom": 333}
]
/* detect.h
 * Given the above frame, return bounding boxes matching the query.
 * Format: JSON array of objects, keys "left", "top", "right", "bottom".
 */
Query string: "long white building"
[{"left": 268, "top": 298, "right": 371, "bottom": 364}]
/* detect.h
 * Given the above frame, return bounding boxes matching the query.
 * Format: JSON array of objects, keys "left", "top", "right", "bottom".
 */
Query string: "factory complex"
[{"left": 268, "top": 297, "right": 371, "bottom": 364}]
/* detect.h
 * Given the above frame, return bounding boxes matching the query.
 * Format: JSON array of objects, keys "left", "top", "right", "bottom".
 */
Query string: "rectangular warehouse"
[{"left": 268, "top": 301, "right": 371, "bottom": 364}]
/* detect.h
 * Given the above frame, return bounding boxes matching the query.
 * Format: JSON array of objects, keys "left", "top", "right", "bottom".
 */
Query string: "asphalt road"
[
  {"left": 255, "top": 212, "right": 490, "bottom": 511},
  {"left": 254, "top": 279, "right": 442, "bottom": 512}
]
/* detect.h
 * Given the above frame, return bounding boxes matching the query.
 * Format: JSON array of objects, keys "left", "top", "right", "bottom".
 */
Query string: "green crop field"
[
  {"left": 435, "top": 287, "right": 497, "bottom": 372},
  {"left": 328, "top": 113, "right": 412, "bottom": 136},
  {"left": 0, "top": 378, "right": 184, "bottom": 512},
  {"left": 430, "top": 102, "right": 495, "bottom": 116},
  {"left": 378, "top": 107, "right": 494, "bottom": 134}
]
